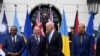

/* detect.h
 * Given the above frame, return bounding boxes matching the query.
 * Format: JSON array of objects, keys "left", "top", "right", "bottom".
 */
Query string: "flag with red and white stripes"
[
  {"left": 35, "top": 9, "right": 44, "bottom": 36},
  {"left": 48, "top": 8, "right": 53, "bottom": 22}
]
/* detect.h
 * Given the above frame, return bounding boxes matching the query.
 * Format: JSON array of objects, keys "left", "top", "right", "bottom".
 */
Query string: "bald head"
[
  {"left": 33, "top": 26, "right": 40, "bottom": 36},
  {"left": 79, "top": 23, "right": 85, "bottom": 29},
  {"left": 78, "top": 23, "right": 85, "bottom": 34},
  {"left": 46, "top": 22, "right": 54, "bottom": 33}
]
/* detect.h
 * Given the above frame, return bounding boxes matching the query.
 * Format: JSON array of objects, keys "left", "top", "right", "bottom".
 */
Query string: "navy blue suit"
[
  {"left": 45, "top": 31, "right": 63, "bottom": 56},
  {"left": 96, "top": 37, "right": 100, "bottom": 56},
  {"left": 72, "top": 32, "right": 95, "bottom": 56},
  {"left": 27, "top": 35, "right": 46, "bottom": 56},
  {"left": 3, "top": 35, "right": 25, "bottom": 56}
]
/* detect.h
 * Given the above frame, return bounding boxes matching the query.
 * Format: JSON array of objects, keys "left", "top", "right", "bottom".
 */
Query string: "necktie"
[
  {"left": 13, "top": 36, "right": 16, "bottom": 46},
  {"left": 36, "top": 36, "right": 39, "bottom": 44},
  {"left": 80, "top": 35, "right": 83, "bottom": 44}
]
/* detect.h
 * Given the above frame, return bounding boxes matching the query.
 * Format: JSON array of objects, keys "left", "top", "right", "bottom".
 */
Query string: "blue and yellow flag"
[{"left": 59, "top": 10, "right": 70, "bottom": 56}]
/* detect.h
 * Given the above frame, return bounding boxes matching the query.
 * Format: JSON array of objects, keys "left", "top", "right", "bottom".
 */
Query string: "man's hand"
[
  {"left": 8, "top": 52, "right": 13, "bottom": 55},
  {"left": 8, "top": 52, "right": 19, "bottom": 56},
  {"left": 14, "top": 53, "right": 19, "bottom": 56}
]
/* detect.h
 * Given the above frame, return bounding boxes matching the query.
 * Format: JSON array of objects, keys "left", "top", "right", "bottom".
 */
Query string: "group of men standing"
[
  {"left": 2, "top": 22, "right": 63, "bottom": 56},
  {"left": 2, "top": 21, "right": 100, "bottom": 56}
]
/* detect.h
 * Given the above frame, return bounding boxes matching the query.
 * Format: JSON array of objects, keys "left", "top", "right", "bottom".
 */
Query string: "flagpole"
[
  {"left": 26, "top": 4, "right": 28, "bottom": 10},
  {"left": 15, "top": 4, "right": 17, "bottom": 9},
  {"left": 38, "top": 5, "right": 40, "bottom": 24},
  {"left": 3, "top": 4, "right": 5, "bottom": 11},
  {"left": 77, "top": 5, "right": 78, "bottom": 10}
]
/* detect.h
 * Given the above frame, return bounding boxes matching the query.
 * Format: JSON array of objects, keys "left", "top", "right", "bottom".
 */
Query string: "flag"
[
  {"left": 23, "top": 10, "right": 32, "bottom": 56},
  {"left": 74, "top": 10, "right": 79, "bottom": 34},
  {"left": 13, "top": 9, "right": 21, "bottom": 35},
  {"left": 35, "top": 9, "right": 44, "bottom": 36},
  {"left": 59, "top": 10, "right": 70, "bottom": 56},
  {"left": 0, "top": 10, "right": 9, "bottom": 44},
  {"left": 24, "top": 10, "right": 32, "bottom": 39},
  {"left": 86, "top": 11, "right": 95, "bottom": 53},
  {"left": 0, "top": 10, "right": 8, "bottom": 56},
  {"left": 86, "top": 11, "right": 94, "bottom": 35},
  {"left": 48, "top": 8, "right": 53, "bottom": 22},
  {"left": 97, "top": 24, "right": 100, "bottom": 38}
]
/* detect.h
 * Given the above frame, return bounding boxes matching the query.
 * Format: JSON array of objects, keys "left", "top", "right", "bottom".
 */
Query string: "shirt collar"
[{"left": 50, "top": 29, "right": 55, "bottom": 34}]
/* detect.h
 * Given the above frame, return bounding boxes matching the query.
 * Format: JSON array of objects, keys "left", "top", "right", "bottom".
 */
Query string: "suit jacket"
[
  {"left": 72, "top": 32, "right": 95, "bottom": 56},
  {"left": 68, "top": 32, "right": 74, "bottom": 42},
  {"left": 45, "top": 31, "right": 63, "bottom": 56},
  {"left": 96, "top": 37, "right": 100, "bottom": 56},
  {"left": 68, "top": 32, "right": 74, "bottom": 56},
  {"left": 27, "top": 35, "right": 46, "bottom": 56},
  {"left": 3, "top": 35, "right": 25, "bottom": 56}
]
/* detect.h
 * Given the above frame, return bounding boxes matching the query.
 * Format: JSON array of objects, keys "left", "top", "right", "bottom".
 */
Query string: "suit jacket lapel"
[
  {"left": 14, "top": 35, "right": 18, "bottom": 47},
  {"left": 46, "top": 33, "right": 50, "bottom": 44},
  {"left": 77, "top": 34, "right": 82, "bottom": 45},
  {"left": 38, "top": 37, "right": 43, "bottom": 45},
  {"left": 32, "top": 36, "right": 38, "bottom": 45},
  {"left": 49, "top": 31, "right": 55, "bottom": 44},
  {"left": 10, "top": 35, "right": 16, "bottom": 47},
  {"left": 79, "top": 33, "right": 86, "bottom": 45},
  {"left": 81, "top": 33, "right": 86, "bottom": 45},
  {"left": 9, "top": 36, "right": 13, "bottom": 46}
]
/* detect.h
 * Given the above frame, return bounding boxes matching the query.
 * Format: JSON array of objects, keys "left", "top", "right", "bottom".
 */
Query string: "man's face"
[
  {"left": 34, "top": 27, "right": 40, "bottom": 36},
  {"left": 46, "top": 24, "right": 52, "bottom": 33},
  {"left": 10, "top": 27, "right": 17, "bottom": 36},
  {"left": 71, "top": 29, "right": 74, "bottom": 33},
  {"left": 78, "top": 24, "right": 85, "bottom": 34}
]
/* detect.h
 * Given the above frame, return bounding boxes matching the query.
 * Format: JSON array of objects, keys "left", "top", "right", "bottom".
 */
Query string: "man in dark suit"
[
  {"left": 72, "top": 23, "right": 94, "bottom": 56},
  {"left": 68, "top": 27, "right": 74, "bottom": 56},
  {"left": 45, "top": 22, "right": 63, "bottom": 56},
  {"left": 96, "top": 37, "right": 100, "bottom": 56},
  {"left": 27, "top": 26, "right": 46, "bottom": 56},
  {"left": 3, "top": 26, "right": 25, "bottom": 56}
]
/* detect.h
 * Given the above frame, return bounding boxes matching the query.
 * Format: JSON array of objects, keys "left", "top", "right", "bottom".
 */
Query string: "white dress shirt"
[
  {"left": 35, "top": 35, "right": 40, "bottom": 43},
  {"left": 12, "top": 35, "right": 17, "bottom": 42},
  {"left": 49, "top": 29, "right": 55, "bottom": 43},
  {"left": 0, "top": 49, "right": 5, "bottom": 56}
]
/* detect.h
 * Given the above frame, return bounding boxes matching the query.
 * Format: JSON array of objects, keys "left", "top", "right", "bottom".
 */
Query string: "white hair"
[{"left": 46, "top": 22, "right": 54, "bottom": 28}]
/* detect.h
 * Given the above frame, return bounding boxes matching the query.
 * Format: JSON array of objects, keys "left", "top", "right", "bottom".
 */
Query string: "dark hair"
[
  {"left": 70, "top": 27, "right": 74, "bottom": 29},
  {"left": 11, "top": 26, "right": 17, "bottom": 31}
]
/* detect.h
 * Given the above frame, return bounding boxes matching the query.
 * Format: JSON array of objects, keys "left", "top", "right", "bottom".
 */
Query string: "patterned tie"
[{"left": 13, "top": 36, "right": 16, "bottom": 46}]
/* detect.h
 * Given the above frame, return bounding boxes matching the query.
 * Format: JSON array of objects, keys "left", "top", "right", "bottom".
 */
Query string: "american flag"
[
  {"left": 35, "top": 9, "right": 44, "bottom": 36},
  {"left": 48, "top": 8, "right": 53, "bottom": 22}
]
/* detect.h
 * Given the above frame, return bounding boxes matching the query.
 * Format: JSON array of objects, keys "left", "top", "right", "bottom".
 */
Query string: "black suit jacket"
[
  {"left": 45, "top": 31, "right": 63, "bottom": 56},
  {"left": 27, "top": 35, "right": 46, "bottom": 56},
  {"left": 3, "top": 35, "right": 25, "bottom": 56},
  {"left": 96, "top": 37, "right": 100, "bottom": 56}
]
